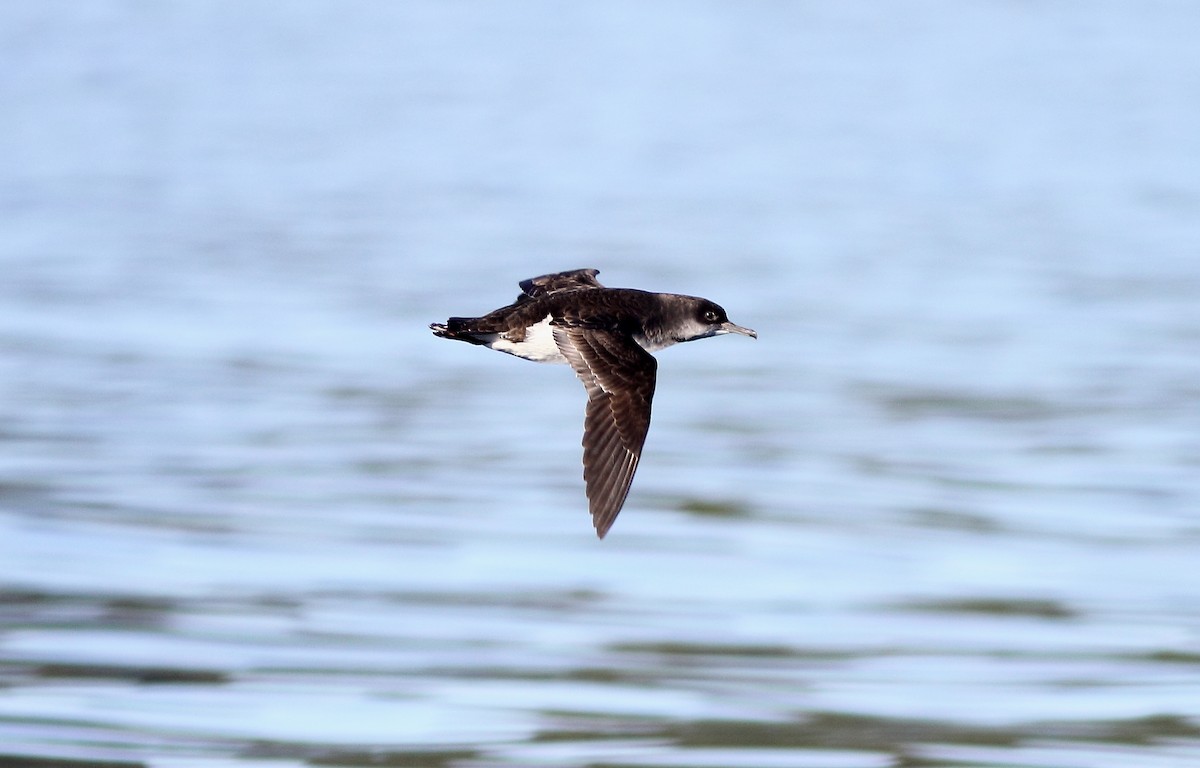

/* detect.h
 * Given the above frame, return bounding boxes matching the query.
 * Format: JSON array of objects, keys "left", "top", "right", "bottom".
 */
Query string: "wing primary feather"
[
  {"left": 520, "top": 269, "right": 604, "bottom": 299},
  {"left": 555, "top": 326, "right": 656, "bottom": 538}
]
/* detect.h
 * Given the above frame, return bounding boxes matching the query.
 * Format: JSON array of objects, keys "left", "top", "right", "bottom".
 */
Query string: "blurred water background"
[{"left": 3, "top": 2, "right": 1200, "bottom": 767}]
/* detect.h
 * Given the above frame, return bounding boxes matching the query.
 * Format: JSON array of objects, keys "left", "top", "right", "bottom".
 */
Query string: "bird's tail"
[{"left": 430, "top": 318, "right": 489, "bottom": 345}]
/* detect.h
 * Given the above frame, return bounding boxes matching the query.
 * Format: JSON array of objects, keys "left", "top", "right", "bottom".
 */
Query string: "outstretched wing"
[
  {"left": 553, "top": 325, "right": 656, "bottom": 538},
  {"left": 518, "top": 269, "right": 604, "bottom": 301}
]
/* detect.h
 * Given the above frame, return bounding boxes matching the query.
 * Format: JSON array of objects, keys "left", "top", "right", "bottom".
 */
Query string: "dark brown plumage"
[{"left": 431, "top": 269, "right": 755, "bottom": 538}]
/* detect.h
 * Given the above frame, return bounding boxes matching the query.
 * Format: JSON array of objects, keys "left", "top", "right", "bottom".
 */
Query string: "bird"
[{"left": 430, "top": 268, "right": 756, "bottom": 538}]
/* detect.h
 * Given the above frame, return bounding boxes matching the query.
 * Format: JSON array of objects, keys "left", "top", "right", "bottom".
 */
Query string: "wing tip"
[
  {"left": 592, "top": 510, "right": 617, "bottom": 539},
  {"left": 586, "top": 462, "right": 636, "bottom": 540}
]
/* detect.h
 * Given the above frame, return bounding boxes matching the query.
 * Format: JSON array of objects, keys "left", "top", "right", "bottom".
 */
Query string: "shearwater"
[{"left": 431, "top": 268, "right": 756, "bottom": 538}]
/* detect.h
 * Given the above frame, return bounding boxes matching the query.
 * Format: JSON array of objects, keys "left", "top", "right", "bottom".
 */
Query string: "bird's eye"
[{"left": 703, "top": 309, "right": 720, "bottom": 322}]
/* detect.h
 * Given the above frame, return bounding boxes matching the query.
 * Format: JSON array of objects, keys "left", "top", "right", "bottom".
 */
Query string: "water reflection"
[{"left": 3, "top": 0, "right": 1200, "bottom": 766}]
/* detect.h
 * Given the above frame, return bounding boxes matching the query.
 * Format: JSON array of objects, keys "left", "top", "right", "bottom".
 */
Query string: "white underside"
[
  {"left": 486, "top": 314, "right": 706, "bottom": 363},
  {"left": 486, "top": 315, "right": 568, "bottom": 363}
]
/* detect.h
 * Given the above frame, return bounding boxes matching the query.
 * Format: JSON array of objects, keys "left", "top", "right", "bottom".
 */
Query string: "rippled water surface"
[{"left": 3, "top": 2, "right": 1200, "bottom": 767}]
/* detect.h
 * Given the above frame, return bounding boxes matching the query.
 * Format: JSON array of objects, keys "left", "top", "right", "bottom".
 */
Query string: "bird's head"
[{"left": 675, "top": 299, "right": 757, "bottom": 342}]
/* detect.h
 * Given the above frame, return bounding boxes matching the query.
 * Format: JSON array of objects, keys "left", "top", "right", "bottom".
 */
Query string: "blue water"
[{"left": 3, "top": 2, "right": 1200, "bottom": 766}]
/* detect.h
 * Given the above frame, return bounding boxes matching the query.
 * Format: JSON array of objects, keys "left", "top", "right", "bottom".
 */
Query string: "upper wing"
[
  {"left": 554, "top": 325, "right": 656, "bottom": 538},
  {"left": 518, "top": 269, "right": 604, "bottom": 301}
]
